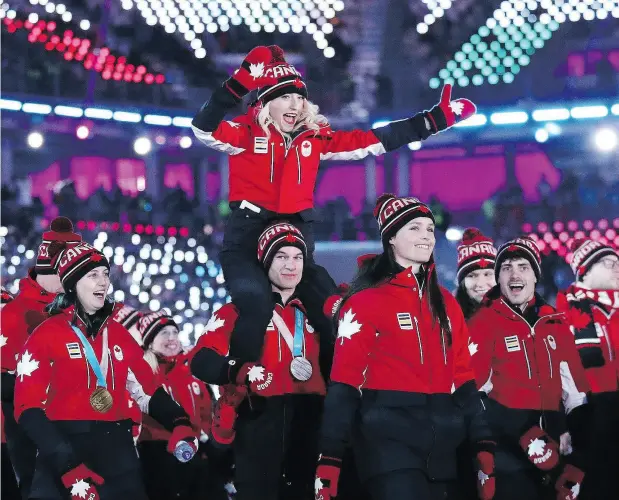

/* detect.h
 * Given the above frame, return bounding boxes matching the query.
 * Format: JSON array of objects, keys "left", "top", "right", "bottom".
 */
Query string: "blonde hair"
[
  {"left": 143, "top": 349, "right": 159, "bottom": 374},
  {"left": 257, "top": 98, "right": 329, "bottom": 139}
]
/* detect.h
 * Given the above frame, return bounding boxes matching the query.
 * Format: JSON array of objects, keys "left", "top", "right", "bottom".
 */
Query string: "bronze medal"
[
  {"left": 90, "top": 387, "right": 113, "bottom": 413},
  {"left": 290, "top": 357, "right": 313, "bottom": 382}
]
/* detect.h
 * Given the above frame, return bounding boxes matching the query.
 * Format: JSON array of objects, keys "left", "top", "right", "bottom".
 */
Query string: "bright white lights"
[
  {"left": 594, "top": 127, "right": 618, "bottom": 152},
  {"left": 76, "top": 125, "right": 90, "bottom": 140},
  {"left": 179, "top": 136, "right": 192, "bottom": 149},
  {"left": 27, "top": 132, "right": 44, "bottom": 149},
  {"left": 133, "top": 136, "right": 152, "bottom": 156}
]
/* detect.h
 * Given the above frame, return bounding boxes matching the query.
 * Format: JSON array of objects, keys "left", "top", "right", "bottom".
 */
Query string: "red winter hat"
[
  {"left": 569, "top": 238, "right": 617, "bottom": 280},
  {"left": 35, "top": 217, "right": 82, "bottom": 275},
  {"left": 112, "top": 304, "right": 143, "bottom": 331},
  {"left": 139, "top": 311, "right": 179, "bottom": 349},
  {"left": 1, "top": 286, "right": 14, "bottom": 305},
  {"left": 495, "top": 236, "right": 541, "bottom": 280},
  {"left": 257, "top": 222, "right": 307, "bottom": 269},
  {"left": 256, "top": 45, "right": 308, "bottom": 104},
  {"left": 373, "top": 193, "right": 435, "bottom": 244},
  {"left": 56, "top": 242, "right": 109, "bottom": 292},
  {"left": 456, "top": 228, "right": 498, "bottom": 283}
]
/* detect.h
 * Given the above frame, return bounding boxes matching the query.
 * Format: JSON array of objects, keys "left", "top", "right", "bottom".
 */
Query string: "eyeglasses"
[{"left": 599, "top": 258, "right": 619, "bottom": 271}]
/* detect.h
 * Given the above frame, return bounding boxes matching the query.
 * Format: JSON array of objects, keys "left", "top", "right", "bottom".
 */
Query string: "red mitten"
[
  {"left": 61, "top": 464, "right": 104, "bottom": 500},
  {"left": 235, "top": 363, "right": 278, "bottom": 396},
  {"left": 166, "top": 424, "right": 199, "bottom": 461},
  {"left": 426, "top": 84, "right": 477, "bottom": 132},
  {"left": 224, "top": 46, "right": 279, "bottom": 100},
  {"left": 555, "top": 464, "right": 584, "bottom": 500},
  {"left": 519, "top": 426, "right": 560, "bottom": 471},
  {"left": 475, "top": 441, "right": 496, "bottom": 500},
  {"left": 211, "top": 384, "right": 248, "bottom": 447},
  {"left": 323, "top": 284, "right": 349, "bottom": 318},
  {"left": 315, "top": 455, "right": 342, "bottom": 500}
]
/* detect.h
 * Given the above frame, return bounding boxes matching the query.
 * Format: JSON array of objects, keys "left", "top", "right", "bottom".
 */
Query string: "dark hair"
[
  {"left": 46, "top": 291, "right": 114, "bottom": 335},
  {"left": 455, "top": 281, "right": 481, "bottom": 320},
  {"left": 336, "top": 246, "right": 453, "bottom": 344}
]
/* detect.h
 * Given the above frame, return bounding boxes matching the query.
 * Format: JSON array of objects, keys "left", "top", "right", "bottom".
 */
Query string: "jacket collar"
[
  {"left": 389, "top": 266, "right": 425, "bottom": 296},
  {"left": 18, "top": 271, "right": 57, "bottom": 305},
  {"left": 273, "top": 291, "right": 307, "bottom": 315},
  {"left": 71, "top": 299, "right": 116, "bottom": 338},
  {"left": 483, "top": 285, "right": 558, "bottom": 324}
]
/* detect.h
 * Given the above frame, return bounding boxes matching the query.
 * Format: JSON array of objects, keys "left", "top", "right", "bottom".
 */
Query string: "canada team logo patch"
[
  {"left": 305, "top": 319, "right": 315, "bottom": 333},
  {"left": 301, "top": 140, "right": 312, "bottom": 157},
  {"left": 547, "top": 335, "right": 557, "bottom": 350},
  {"left": 254, "top": 137, "right": 268, "bottom": 154},
  {"left": 191, "top": 381, "right": 201, "bottom": 395},
  {"left": 66, "top": 342, "right": 82, "bottom": 359},
  {"left": 113, "top": 345, "right": 124, "bottom": 361},
  {"left": 504, "top": 335, "right": 521, "bottom": 352},
  {"left": 397, "top": 312, "right": 413, "bottom": 330}
]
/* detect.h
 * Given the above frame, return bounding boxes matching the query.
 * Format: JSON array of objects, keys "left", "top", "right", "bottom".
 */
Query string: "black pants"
[
  {"left": 138, "top": 440, "right": 229, "bottom": 500},
  {"left": 220, "top": 206, "right": 337, "bottom": 373},
  {"left": 580, "top": 391, "right": 619, "bottom": 500},
  {"left": 2, "top": 442, "right": 21, "bottom": 500},
  {"left": 2, "top": 402, "right": 36, "bottom": 500},
  {"left": 233, "top": 394, "right": 323, "bottom": 500},
  {"left": 29, "top": 420, "right": 147, "bottom": 500},
  {"left": 365, "top": 469, "right": 458, "bottom": 500}
]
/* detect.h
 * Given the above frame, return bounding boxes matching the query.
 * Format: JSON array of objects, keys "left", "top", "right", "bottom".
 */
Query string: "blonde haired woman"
[{"left": 190, "top": 45, "right": 479, "bottom": 386}]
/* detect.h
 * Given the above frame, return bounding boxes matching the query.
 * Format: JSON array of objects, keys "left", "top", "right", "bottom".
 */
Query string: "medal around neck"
[
  {"left": 290, "top": 357, "right": 312, "bottom": 381},
  {"left": 90, "top": 387, "right": 113, "bottom": 413}
]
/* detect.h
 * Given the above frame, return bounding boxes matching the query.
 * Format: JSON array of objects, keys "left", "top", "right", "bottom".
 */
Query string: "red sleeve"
[
  {"left": 447, "top": 296, "right": 476, "bottom": 390},
  {"left": 192, "top": 120, "right": 251, "bottom": 155},
  {"left": 330, "top": 293, "right": 379, "bottom": 389},
  {"left": 467, "top": 311, "right": 495, "bottom": 392},
  {"left": 193, "top": 305, "right": 238, "bottom": 357},
  {"left": 13, "top": 325, "right": 53, "bottom": 420},
  {"left": 320, "top": 128, "right": 386, "bottom": 161},
  {"left": 196, "top": 381, "right": 213, "bottom": 434},
  {"left": 557, "top": 320, "right": 590, "bottom": 413},
  {"left": 0, "top": 306, "right": 38, "bottom": 373}
]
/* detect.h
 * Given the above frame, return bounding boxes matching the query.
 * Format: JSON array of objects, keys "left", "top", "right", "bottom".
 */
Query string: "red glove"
[
  {"left": 519, "top": 426, "right": 560, "bottom": 471},
  {"left": 235, "top": 363, "right": 278, "bottom": 396},
  {"left": 166, "top": 424, "right": 199, "bottom": 459},
  {"left": 61, "top": 464, "right": 104, "bottom": 500},
  {"left": 224, "top": 46, "right": 278, "bottom": 100},
  {"left": 323, "top": 284, "right": 349, "bottom": 318},
  {"left": 425, "top": 83, "right": 477, "bottom": 132},
  {"left": 555, "top": 464, "right": 584, "bottom": 500},
  {"left": 475, "top": 441, "right": 496, "bottom": 500},
  {"left": 315, "top": 455, "right": 342, "bottom": 500},
  {"left": 211, "top": 384, "right": 248, "bottom": 447}
]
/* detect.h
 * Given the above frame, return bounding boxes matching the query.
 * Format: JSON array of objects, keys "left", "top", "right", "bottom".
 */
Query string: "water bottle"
[{"left": 174, "top": 440, "right": 196, "bottom": 463}]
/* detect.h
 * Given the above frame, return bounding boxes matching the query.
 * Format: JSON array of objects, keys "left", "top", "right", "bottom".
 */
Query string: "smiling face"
[
  {"left": 582, "top": 254, "right": 619, "bottom": 290},
  {"left": 150, "top": 325, "right": 181, "bottom": 357},
  {"left": 268, "top": 93, "right": 306, "bottom": 132},
  {"left": 268, "top": 246, "right": 304, "bottom": 293},
  {"left": 498, "top": 257, "right": 537, "bottom": 308},
  {"left": 464, "top": 268, "right": 496, "bottom": 303},
  {"left": 75, "top": 266, "right": 110, "bottom": 314},
  {"left": 389, "top": 217, "right": 436, "bottom": 270}
]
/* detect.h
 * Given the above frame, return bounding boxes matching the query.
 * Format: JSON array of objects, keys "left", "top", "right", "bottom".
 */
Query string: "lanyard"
[
  {"left": 70, "top": 323, "right": 109, "bottom": 388},
  {"left": 272, "top": 308, "right": 305, "bottom": 357}
]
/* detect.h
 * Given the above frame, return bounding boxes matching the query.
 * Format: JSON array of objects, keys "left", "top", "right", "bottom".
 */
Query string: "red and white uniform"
[
  {"left": 331, "top": 269, "right": 474, "bottom": 393},
  {"left": 194, "top": 299, "right": 326, "bottom": 396},
  {"left": 467, "top": 294, "right": 590, "bottom": 412},
  {"left": 14, "top": 308, "right": 162, "bottom": 422},
  {"left": 193, "top": 110, "right": 386, "bottom": 214},
  {"left": 140, "top": 356, "right": 212, "bottom": 442}
]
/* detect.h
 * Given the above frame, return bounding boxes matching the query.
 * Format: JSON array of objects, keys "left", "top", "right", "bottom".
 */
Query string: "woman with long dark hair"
[
  {"left": 13, "top": 242, "right": 198, "bottom": 500},
  {"left": 314, "top": 194, "right": 496, "bottom": 500},
  {"left": 454, "top": 229, "right": 497, "bottom": 321}
]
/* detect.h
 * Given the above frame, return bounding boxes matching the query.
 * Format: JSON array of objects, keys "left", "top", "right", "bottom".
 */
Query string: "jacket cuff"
[
  {"left": 191, "top": 84, "right": 240, "bottom": 133},
  {"left": 148, "top": 387, "right": 192, "bottom": 432},
  {"left": 319, "top": 382, "right": 361, "bottom": 460},
  {"left": 371, "top": 113, "right": 432, "bottom": 152}
]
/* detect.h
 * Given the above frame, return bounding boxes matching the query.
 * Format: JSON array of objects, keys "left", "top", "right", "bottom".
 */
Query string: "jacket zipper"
[
  {"left": 295, "top": 146, "right": 301, "bottom": 184},
  {"left": 270, "top": 143, "right": 274, "bottom": 183},
  {"left": 521, "top": 339, "right": 532, "bottom": 379},
  {"left": 440, "top": 327, "right": 447, "bottom": 365},
  {"left": 108, "top": 350, "right": 115, "bottom": 390},
  {"left": 413, "top": 316, "right": 424, "bottom": 364},
  {"left": 543, "top": 338, "right": 553, "bottom": 378},
  {"left": 188, "top": 385, "right": 196, "bottom": 416}
]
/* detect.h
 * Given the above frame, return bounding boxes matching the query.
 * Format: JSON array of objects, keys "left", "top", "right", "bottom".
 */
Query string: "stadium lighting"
[
  {"left": 27, "top": 131, "right": 44, "bottom": 149},
  {"left": 594, "top": 127, "right": 618, "bottom": 152},
  {"left": 76, "top": 124, "right": 90, "bottom": 139},
  {"left": 179, "top": 136, "right": 192, "bottom": 149},
  {"left": 133, "top": 136, "right": 152, "bottom": 155}
]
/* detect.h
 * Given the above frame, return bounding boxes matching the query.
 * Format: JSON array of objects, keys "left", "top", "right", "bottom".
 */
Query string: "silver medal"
[{"left": 290, "top": 357, "right": 313, "bottom": 382}]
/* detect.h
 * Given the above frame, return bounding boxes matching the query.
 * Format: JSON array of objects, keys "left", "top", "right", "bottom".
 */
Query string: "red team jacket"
[
  {"left": 331, "top": 268, "right": 475, "bottom": 394},
  {"left": 193, "top": 109, "right": 386, "bottom": 214},
  {"left": 14, "top": 307, "right": 162, "bottom": 422},
  {"left": 194, "top": 299, "right": 326, "bottom": 396},
  {"left": 1, "top": 272, "right": 56, "bottom": 374},
  {"left": 467, "top": 293, "right": 590, "bottom": 412},
  {"left": 140, "top": 356, "right": 212, "bottom": 442},
  {"left": 555, "top": 287, "right": 619, "bottom": 394}
]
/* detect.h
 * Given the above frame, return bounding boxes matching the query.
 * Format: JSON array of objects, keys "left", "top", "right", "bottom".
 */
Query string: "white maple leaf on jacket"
[
  {"left": 70, "top": 479, "right": 92, "bottom": 499},
  {"left": 0, "top": 334, "right": 7, "bottom": 348},
  {"left": 338, "top": 309, "right": 362, "bottom": 344},
  {"left": 249, "top": 62, "right": 264, "bottom": 79},
  {"left": 247, "top": 365, "right": 265, "bottom": 383},
  {"left": 468, "top": 341, "right": 478, "bottom": 356},
  {"left": 527, "top": 438, "right": 546, "bottom": 457},
  {"left": 16, "top": 350, "right": 39, "bottom": 381},
  {"left": 204, "top": 314, "right": 225, "bottom": 334}
]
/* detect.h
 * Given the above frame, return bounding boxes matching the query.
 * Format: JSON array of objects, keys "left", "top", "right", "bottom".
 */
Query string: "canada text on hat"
[
  {"left": 257, "top": 45, "right": 307, "bottom": 103},
  {"left": 57, "top": 242, "right": 108, "bottom": 290},
  {"left": 570, "top": 238, "right": 617, "bottom": 278},
  {"left": 139, "top": 311, "right": 177, "bottom": 347},
  {"left": 36, "top": 216, "right": 82, "bottom": 274},
  {"left": 113, "top": 305, "right": 141, "bottom": 329},
  {"left": 456, "top": 228, "right": 498, "bottom": 282},
  {"left": 257, "top": 222, "right": 307, "bottom": 266},
  {"left": 374, "top": 195, "right": 433, "bottom": 237},
  {"left": 496, "top": 237, "right": 541, "bottom": 279}
]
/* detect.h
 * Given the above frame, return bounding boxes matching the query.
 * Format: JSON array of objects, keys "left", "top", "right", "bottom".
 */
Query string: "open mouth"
[
  {"left": 508, "top": 283, "right": 525, "bottom": 293},
  {"left": 415, "top": 244, "right": 431, "bottom": 250},
  {"left": 283, "top": 113, "right": 297, "bottom": 126},
  {"left": 165, "top": 341, "right": 179, "bottom": 351},
  {"left": 93, "top": 291, "right": 106, "bottom": 300}
]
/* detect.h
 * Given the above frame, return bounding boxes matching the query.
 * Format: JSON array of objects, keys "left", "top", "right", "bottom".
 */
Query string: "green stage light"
[{"left": 503, "top": 72, "right": 514, "bottom": 83}]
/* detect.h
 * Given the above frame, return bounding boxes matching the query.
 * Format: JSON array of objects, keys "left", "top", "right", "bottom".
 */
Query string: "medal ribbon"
[
  {"left": 70, "top": 323, "right": 109, "bottom": 388},
  {"left": 272, "top": 308, "right": 305, "bottom": 357}
]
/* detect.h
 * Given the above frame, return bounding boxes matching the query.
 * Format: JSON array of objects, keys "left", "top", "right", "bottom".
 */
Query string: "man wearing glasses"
[{"left": 556, "top": 238, "right": 619, "bottom": 500}]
